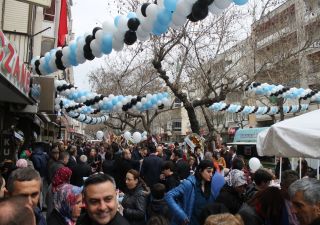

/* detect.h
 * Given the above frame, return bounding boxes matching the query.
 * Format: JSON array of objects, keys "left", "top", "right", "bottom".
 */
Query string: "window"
[
  {"left": 41, "top": 37, "right": 55, "bottom": 56},
  {"left": 174, "top": 98, "right": 182, "bottom": 108},
  {"left": 44, "top": 0, "right": 55, "bottom": 21},
  {"left": 172, "top": 120, "right": 182, "bottom": 132}
]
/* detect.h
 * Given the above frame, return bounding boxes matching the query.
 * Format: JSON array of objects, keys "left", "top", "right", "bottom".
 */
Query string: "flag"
[{"left": 58, "top": 0, "right": 68, "bottom": 47}]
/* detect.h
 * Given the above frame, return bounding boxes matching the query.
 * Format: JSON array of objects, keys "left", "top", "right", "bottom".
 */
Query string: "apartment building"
[{"left": 251, "top": 0, "right": 320, "bottom": 126}]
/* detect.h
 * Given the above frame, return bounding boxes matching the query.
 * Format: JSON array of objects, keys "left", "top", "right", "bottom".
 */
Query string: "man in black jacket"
[
  {"left": 70, "top": 155, "right": 91, "bottom": 187},
  {"left": 76, "top": 173, "right": 129, "bottom": 225},
  {"left": 140, "top": 144, "right": 164, "bottom": 188}
]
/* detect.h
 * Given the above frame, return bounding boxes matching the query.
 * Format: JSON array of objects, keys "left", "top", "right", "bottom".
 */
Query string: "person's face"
[
  {"left": 10, "top": 179, "right": 41, "bottom": 209},
  {"left": 156, "top": 147, "right": 163, "bottom": 156},
  {"left": 71, "top": 194, "right": 83, "bottom": 220},
  {"left": 189, "top": 158, "right": 195, "bottom": 166},
  {"left": 63, "top": 155, "right": 70, "bottom": 165},
  {"left": 52, "top": 152, "right": 59, "bottom": 161},
  {"left": 235, "top": 184, "right": 247, "bottom": 195},
  {"left": 200, "top": 168, "right": 214, "bottom": 182},
  {"left": 0, "top": 178, "right": 7, "bottom": 198},
  {"left": 291, "top": 191, "right": 320, "bottom": 225},
  {"left": 140, "top": 149, "right": 148, "bottom": 157},
  {"left": 90, "top": 149, "right": 97, "bottom": 157},
  {"left": 125, "top": 172, "right": 138, "bottom": 190},
  {"left": 59, "top": 142, "right": 65, "bottom": 150},
  {"left": 84, "top": 181, "right": 118, "bottom": 225},
  {"left": 162, "top": 168, "right": 171, "bottom": 177},
  {"left": 124, "top": 150, "right": 131, "bottom": 160}
]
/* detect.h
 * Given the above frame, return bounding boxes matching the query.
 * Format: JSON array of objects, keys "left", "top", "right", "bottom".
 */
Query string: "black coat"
[
  {"left": 140, "top": 154, "right": 163, "bottom": 188},
  {"left": 215, "top": 184, "right": 244, "bottom": 214},
  {"left": 147, "top": 198, "right": 171, "bottom": 220},
  {"left": 70, "top": 161, "right": 91, "bottom": 187},
  {"left": 163, "top": 174, "right": 180, "bottom": 192},
  {"left": 102, "top": 159, "right": 115, "bottom": 178},
  {"left": 47, "top": 209, "right": 68, "bottom": 225},
  {"left": 175, "top": 159, "right": 190, "bottom": 181},
  {"left": 122, "top": 184, "right": 148, "bottom": 225},
  {"left": 67, "top": 156, "right": 77, "bottom": 170},
  {"left": 76, "top": 212, "right": 130, "bottom": 225}
]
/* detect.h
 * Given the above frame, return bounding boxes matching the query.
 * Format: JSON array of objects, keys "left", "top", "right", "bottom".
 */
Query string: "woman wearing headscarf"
[
  {"left": 47, "top": 184, "right": 83, "bottom": 225},
  {"left": 46, "top": 166, "right": 72, "bottom": 215},
  {"left": 165, "top": 160, "right": 225, "bottom": 225},
  {"left": 215, "top": 169, "right": 248, "bottom": 214}
]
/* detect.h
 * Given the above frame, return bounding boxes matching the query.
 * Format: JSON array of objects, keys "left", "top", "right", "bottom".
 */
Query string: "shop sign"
[{"left": 0, "top": 30, "right": 31, "bottom": 97}]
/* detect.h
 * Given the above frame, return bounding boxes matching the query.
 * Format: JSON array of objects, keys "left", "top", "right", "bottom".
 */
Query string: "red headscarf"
[{"left": 52, "top": 167, "right": 72, "bottom": 192}]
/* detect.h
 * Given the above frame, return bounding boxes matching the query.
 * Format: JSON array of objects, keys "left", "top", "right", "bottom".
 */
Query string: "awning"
[{"left": 231, "top": 127, "right": 269, "bottom": 144}]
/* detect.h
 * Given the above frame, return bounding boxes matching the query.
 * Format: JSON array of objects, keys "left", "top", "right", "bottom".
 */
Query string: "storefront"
[{"left": 0, "top": 30, "right": 38, "bottom": 161}]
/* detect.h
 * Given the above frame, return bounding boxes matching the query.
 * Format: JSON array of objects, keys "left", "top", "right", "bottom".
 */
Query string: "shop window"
[{"left": 44, "top": 0, "right": 55, "bottom": 21}]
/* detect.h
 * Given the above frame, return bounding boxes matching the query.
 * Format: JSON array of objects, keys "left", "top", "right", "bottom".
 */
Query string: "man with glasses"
[{"left": 76, "top": 173, "right": 129, "bottom": 225}]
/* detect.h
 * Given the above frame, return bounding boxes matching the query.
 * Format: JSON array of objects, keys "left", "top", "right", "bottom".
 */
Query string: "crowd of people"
[{"left": 0, "top": 137, "right": 319, "bottom": 225}]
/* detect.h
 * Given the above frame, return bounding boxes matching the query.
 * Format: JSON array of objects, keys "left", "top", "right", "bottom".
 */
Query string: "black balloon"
[
  {"left": 85, "top": 35, "right": 94, "bottom": 45},
  {"left": 124, "top": 31, "right": 137, "bottom": 45},
  {"left": 128, "top": 18, "right": 140, "bottom": 31},
  {"left": 34, "top": 59, "right": 42, "bottom": 75},
  {"left": 83, "top": 44, "right": 95, "bottom": 60},
  {"left": 187, "top": 13, "right": 199, "bottom": 22},
  {"left": 191, "top": 2, "right": 209, "bottom": 21},
  {"left": 55, "top": 50, "right": 66, "bottom": 70},
  {"left": 92, "top": 27, "right": 102, "bottom": 39},
  {"left": 198, "top": 0, "right": 214, "bottom": 6},
  {"left": 141, "top": 3, "right": 150, "bottom": 17}
]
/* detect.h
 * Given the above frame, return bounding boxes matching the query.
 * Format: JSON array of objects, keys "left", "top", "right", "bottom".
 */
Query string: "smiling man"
[
  {"left": 77, "top": 173, "right": 130, "bottom": 225},
  {"left": 289, "top": 178, "right": 320, "bottom": 225}
]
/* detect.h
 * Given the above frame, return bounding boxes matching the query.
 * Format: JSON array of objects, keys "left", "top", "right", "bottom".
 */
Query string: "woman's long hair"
[
  {"left": 195, "top": 160, "right": 214, "bottom": 198},
  {"left": 248, "top": 187, "right": 285, "bottom": 225}
]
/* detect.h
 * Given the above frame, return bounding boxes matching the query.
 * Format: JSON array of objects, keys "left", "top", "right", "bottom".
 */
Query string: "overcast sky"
[{"left": 71, "top": 0, "right": 280, "bottom": 91}]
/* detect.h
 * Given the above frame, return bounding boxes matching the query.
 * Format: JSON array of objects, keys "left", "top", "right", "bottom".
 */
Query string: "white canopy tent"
[{"left": 257, "top": 109, "right": 320, "bottom": 158}]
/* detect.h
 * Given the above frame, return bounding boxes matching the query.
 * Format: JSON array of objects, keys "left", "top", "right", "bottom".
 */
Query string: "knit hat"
[{"left": 16, "top": 159, "right": 28, "bottom": 168}]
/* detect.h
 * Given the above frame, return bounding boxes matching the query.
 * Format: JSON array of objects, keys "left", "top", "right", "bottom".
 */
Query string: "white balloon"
[
  {"left": 124, "top": 131, "right": 131, "bottom": 140},
  {"left": 157, "top": 0, "right": 164, "bottom": 8},
  {"left": 49, "top": 56, "right": 58, "bottom": 72},
  {"left": 172, "top": 13, "right": 187, "bottom": 27},
  {"left": 112, "top": 37, "right": 124, "bottom": 51},
  {"left": 136, "top": 102, "right": 142, "bottom": 108},
  {"left": 146, "top": 4, "right": 159, "bottom": 20},
  {"left": 146, "top": 94, "right": 153, "bottom": 100},
  {"left": 214, "top": 0, "right": 232, "bottom": 9},
  {"left": 208, "top": 3, "right": 224, "bottom": 15},
  {"left": 141, "top": 19, "right": 154, "bottom": 32},
  {"left": 248, "top": 157, "right": 261, "bottom": 172},
  {"left": 95, "top": 30, "right": 104, "bottom": 43},
  {"left": 136, "top": 27, "right": 150, "bottom": 41},
  {"left": 163, "top": 98, "right": 171, "bottom": 107},
  {"left": 90, "top": 40, "right": 103, "bottom": 57},
  {"left": 96, "top": 131, "right": 104, "bottom": 140},
  {"left": 117, "top": 16, "right": 129, "bottom": 33},
  {"left": 175, "top": 0, "right": 193, "bottom": 17},
  {"left": 132, "top": 132, "right": 142, "bottom": 143},
  {"left": 141, "top": 98, "right": 147, "bottom": 104},
  {"left": 102, "top": 20, "right": 116, "bottom": 34}
]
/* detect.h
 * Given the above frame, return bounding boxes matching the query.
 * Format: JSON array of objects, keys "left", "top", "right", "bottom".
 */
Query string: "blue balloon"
[
  {"left": 127, "top": 12, "right": 137, "bottom": 19},
  {"left": 114, "top": 15, "right": 121, "bottom": 27},
  {"left": 69, "top": 42, "right": 78, "bottom": 66},
  {"left": 233, "top": 0, "right": 248, "bottom": 5},
  {"left": 104, "top": 102, "right": 113, "bottom": 110},
  {"left": 157, "top": 9, "right": 172, "bottom": 26},
  {"left": 164, "top": 0, "right": 177, "bottom": 12},
  {"left": 101, "top": 34, "right": 113, "bottom": 54},
  {"left": 112, "top": 98, "right": 118, "bottom": 105},
  {"left": 152, "top": 22, "right": 168, "bottom": 36}
]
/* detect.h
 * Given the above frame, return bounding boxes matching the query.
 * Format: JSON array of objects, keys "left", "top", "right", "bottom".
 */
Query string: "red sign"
[{"left": 0, "top": 30, "right": 31, "bottom": 96}]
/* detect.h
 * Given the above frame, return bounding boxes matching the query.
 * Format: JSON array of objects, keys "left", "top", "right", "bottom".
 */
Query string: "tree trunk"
[{"left": 185, "top": 104, "right": 200, "bottom": 134}]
